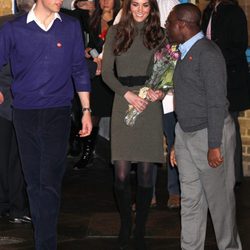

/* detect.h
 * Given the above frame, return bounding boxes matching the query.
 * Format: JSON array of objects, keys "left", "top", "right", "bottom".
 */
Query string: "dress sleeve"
[{"left": 102, "top": 26, "right": 129, "bottom": 96}]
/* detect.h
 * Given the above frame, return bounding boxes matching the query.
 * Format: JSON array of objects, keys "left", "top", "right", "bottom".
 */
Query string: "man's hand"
[
  {"left": 170, "top": 146, "right": 177, "bottom": 167},
  {"left": 124, "top": 91, "right": 148, "bottom": 112},
  {"left": 77, "top": 92, "right": 92, "bottom": 137},
  {"left": 79, "top": 111, "right": 92, "bottom": 137},
  {"left": 0, "top": 91, "right": 4, "bottom": 104},
  {"left": 207, "top": 147, "right": 223, "bottom": 168}
]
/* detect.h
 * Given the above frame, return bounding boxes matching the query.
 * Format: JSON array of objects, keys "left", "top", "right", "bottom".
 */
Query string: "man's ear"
[{"left": 178, "top": 20, "right": 186, "bottom": 30}]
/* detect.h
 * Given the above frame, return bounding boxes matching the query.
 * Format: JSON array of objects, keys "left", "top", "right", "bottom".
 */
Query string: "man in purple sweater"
[{"left": 0, "top": 0, "right": 92, "bottom": 249}]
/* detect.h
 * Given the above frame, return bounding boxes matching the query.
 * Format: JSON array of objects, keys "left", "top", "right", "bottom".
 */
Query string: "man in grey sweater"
[{"left": 168, "top": 3, "right": 242, "bottom": 250}]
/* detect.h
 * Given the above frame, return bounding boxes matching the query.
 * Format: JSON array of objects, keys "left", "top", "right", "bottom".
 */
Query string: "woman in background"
[
  {"left": 202, "top": 0, "right": 250, "bottom": 187},
  {"left": 73, "top": 0, "right": 121, "bottom": 169}
]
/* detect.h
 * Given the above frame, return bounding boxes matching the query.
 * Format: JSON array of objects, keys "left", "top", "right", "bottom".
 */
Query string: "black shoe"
[
  {"left": 67, "top": 138, "right": 82, "bottom": 157},
  {"left": 73, "top": 145, "right": 94, "bottom": 170},
  {"left": 73, "top": 127, "right": 99, "bottom": 170},
  {"left": 9, "top": 215, "right": 32, "bottom": 224}
]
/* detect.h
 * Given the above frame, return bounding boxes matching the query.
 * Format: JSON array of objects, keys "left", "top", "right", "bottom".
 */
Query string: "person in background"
[
  {"left": 0, "top": 0, "right": 34, "bottom": 224},
  {"left": 61, "top": 0, "right": 95, "bottom": 42},
  {"left": 73, "top": 0, "right": 120, "bottom": 170},
  {"left": 102, "top": 0, "right": 165, "bottom": 248},
  {"left": 0, "top": 0, "right": 92, "bottom": 249},
  {"left": 156, "top": 0, "right": 180, "bottom": 209},
  {"left": 61, "top": 0, "right": 97, "bottom": 158},
  {"left": 201, "top": 0, "right": 250, "bottom": 188},
  {"left": 169, "top": 3, "right": 242, "bottom": 249}
]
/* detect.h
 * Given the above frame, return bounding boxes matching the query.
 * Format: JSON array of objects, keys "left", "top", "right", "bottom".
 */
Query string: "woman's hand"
[
  {"left": 85, "top": 47, "right": 92, "bottom": 58},
  {"left": 124, "top": 91, "right": 148, "bottom": 112},
  {"left": 147, "top": 89, "right": 165, "bottom": 102},
  {"left": 93, "top": 57, "right": 102, "bottom": 75}
]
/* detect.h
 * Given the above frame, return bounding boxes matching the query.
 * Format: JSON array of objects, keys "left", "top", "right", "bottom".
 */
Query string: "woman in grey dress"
[{"left": 102, "top": 0, "right": 165, "bottom": 248}]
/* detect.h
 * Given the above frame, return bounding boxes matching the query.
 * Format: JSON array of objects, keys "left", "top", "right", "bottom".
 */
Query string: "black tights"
[{"left": 114, "top": 160, "right": 154, "bottom": 190}]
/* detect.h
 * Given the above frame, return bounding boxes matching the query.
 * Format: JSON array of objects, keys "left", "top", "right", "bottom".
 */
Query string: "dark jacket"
[
  {"left": 0, "top": 14, "right": 17, "bottom": 121},
  {"left": 201, "top": 2, "right": 250, "bottom": 111},
  {"left": 60, "top": 8, "right": 97, "bottom": 79},
  {"left": 88, "top": 19, "right": 113, "bottom": 54}
]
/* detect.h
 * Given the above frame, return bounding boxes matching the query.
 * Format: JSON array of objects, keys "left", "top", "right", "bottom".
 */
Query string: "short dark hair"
[
  {"left": 16, "top": 0, "right": 34, "bottom": 12},
  {"left": 173, "top": 3, "right": 201, "bottom": 28}
]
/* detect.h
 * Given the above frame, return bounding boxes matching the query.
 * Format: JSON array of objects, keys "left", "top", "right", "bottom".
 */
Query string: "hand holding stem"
[{"left": 124, "top": 91, "right": 148, "bottom": 112}]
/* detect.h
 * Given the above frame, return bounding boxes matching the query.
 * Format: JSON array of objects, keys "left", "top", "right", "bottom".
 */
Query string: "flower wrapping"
[{"left": 124, "top": 43, "right": 179, "bottom": 127}]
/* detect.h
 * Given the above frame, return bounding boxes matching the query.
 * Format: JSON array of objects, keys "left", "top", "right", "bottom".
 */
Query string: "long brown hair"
[
  {"left": 113, "top": 0, "right": 164, "bottom": 55},
  {"left": 90, "top": 0, "right": 121, "bottom": 30}
]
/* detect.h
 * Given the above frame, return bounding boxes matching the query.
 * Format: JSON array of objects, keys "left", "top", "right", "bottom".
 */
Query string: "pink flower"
[
  {"left": 154, "top": 51, "right": 163, "bottom": 61},
  {"left": 173, "top": 52, "right": 179, "bottom": 60},
  {"left": 166, "top": 44, "right": 171, "bottom": 50}
]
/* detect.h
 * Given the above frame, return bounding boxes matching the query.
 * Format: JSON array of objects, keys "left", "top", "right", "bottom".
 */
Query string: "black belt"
[{"left": 118, "top": 76, "right": 149, "bottom": 87}]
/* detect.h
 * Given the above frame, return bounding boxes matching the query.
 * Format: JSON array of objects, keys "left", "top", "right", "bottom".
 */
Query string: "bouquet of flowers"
[{"left": 124, "top": 43, "right": 179, "bottom": 127}]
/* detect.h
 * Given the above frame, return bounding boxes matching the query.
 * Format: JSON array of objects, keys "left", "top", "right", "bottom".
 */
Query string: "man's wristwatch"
[{"left": 82, "top": 107, "right": 92, "bottom": 113}]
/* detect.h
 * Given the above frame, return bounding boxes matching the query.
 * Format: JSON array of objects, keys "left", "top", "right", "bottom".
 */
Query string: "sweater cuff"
[{"left": 208, "top": 140, "right": 221, "bottom": 149}]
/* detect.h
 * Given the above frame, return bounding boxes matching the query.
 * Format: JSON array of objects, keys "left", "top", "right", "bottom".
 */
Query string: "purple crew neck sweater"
[{"left": 0, "top": 13, "right": 91, "bottom": 109}]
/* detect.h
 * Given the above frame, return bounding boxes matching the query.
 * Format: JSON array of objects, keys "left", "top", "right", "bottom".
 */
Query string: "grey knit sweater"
[{"left": 174, "top": 38, "right": 229, "bottom": 148}]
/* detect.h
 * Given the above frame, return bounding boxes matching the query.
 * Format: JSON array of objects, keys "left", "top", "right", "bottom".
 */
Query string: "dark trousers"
[
  {"left": 163, "top": 112, "right": 180, "bottom": 195},
  {"left": 230, "top": 111, "right": 244, "bottom": 183},
  {"left": 0, "top": 116, "right": 28, "bottom": 217},
  {"left": 13, "top": 107, "right": 71, "bottom": 250}
]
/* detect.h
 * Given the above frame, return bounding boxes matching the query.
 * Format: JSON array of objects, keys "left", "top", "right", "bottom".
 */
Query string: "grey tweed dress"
[{"left": 102, "top": 23, "right": 165, "bottom": 163}]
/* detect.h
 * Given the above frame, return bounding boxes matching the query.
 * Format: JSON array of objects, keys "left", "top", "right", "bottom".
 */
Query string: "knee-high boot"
[
  {"left": 115, "top": 186, "right": 132, "bottom": 250},
  {"left": 73, "top": 127, "right": 98, "bottom": 170},
  {"left": 134, "top": 186, "right": 153, "bottom": 250}
]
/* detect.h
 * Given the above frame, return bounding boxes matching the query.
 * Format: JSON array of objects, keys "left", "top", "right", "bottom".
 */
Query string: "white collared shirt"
[
  {"left": 179, "top": 31, "right": 204, "bottom": 60},
  {"left": 27, "top": 4, "right": 62, "bottom": 32}
]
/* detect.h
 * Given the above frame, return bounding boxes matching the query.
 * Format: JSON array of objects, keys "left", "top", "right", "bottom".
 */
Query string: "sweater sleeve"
[
  {"left": 102, "top": 26, "right": 129, "bottom": 96},
  {"left": 200, "top": 43, "right": 228, "bottom": 148},
  {"left": 71, "top": 20, "right": 91, "bottom": 92}
]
